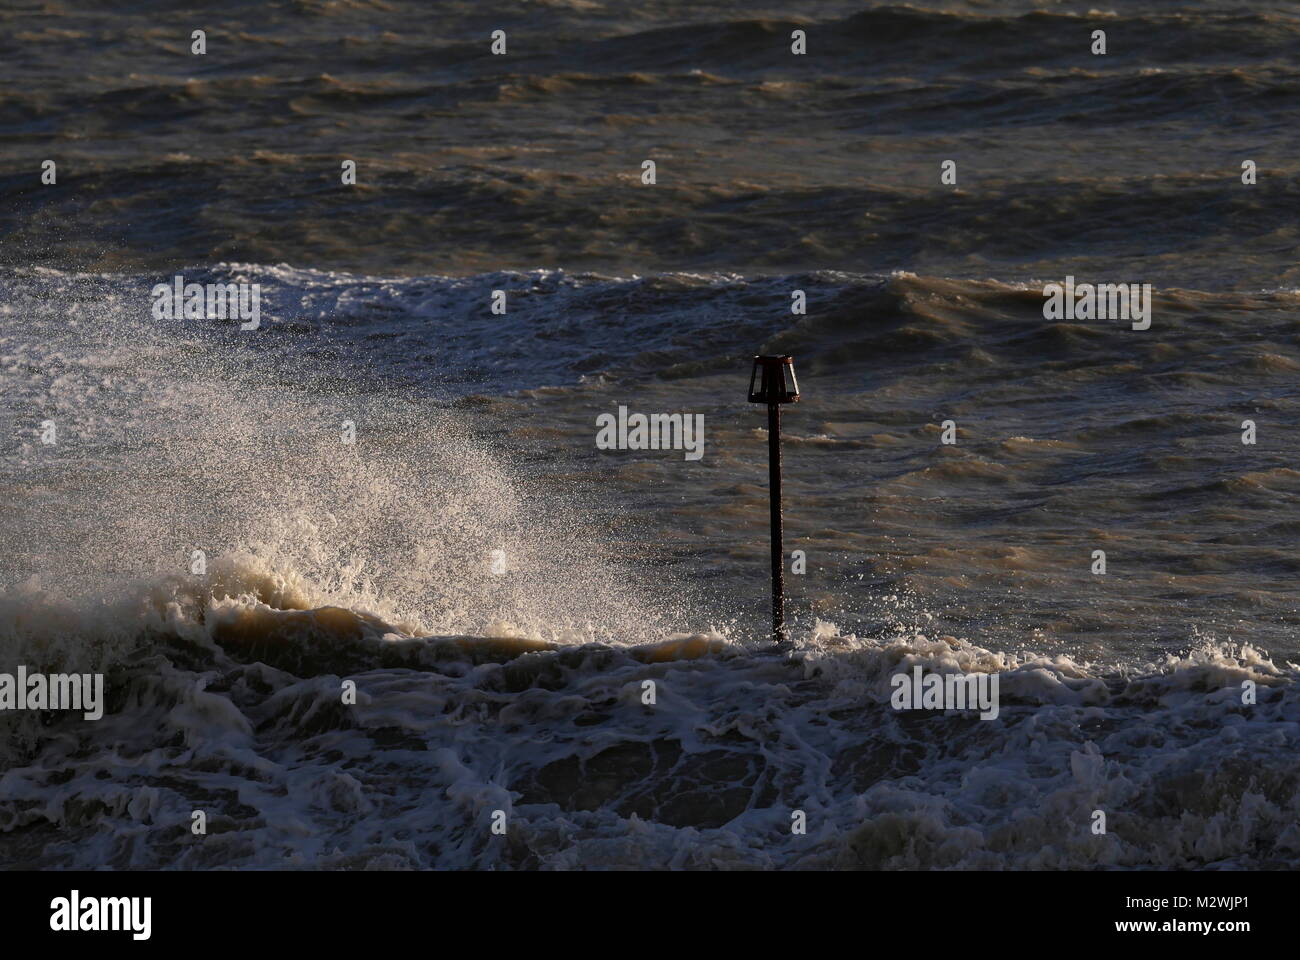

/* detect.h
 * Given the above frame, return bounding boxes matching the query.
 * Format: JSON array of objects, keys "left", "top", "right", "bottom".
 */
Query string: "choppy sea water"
[{"left": 1, "top": 1, "right": 1298, "bottom": 869}]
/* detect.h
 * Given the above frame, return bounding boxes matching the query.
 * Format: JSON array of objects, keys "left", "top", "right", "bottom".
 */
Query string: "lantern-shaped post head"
[{"left": 748, "top": 355, "right": 800, "bottom": 404}]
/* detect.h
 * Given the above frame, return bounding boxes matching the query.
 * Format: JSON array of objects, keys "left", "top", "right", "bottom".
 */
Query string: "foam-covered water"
[{"left": 3, "top": 566, "right": 1296, "bottom": 869}]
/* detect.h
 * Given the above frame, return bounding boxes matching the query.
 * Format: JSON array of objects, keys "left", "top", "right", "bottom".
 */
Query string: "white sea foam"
[{"left": 1, "top": 580, "right": 1295, "bottom": 869}]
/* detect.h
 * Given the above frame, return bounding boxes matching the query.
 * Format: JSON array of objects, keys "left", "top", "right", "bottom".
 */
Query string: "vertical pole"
[{"left": 768, "top": 401, "right": 785, "bottom": 642}]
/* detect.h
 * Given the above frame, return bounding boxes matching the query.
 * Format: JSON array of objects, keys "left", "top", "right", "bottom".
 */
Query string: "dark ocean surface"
[{"left": 0, "top": 2, "right": 1297, "bottom": 869}]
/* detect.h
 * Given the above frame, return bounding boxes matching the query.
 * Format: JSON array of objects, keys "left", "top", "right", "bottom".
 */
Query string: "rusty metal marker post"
[{"left": 748, "top": 355, "right": 800, "bottom": 643}]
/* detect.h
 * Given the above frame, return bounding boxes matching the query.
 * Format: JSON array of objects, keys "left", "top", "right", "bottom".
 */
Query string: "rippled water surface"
[{"left": 1, "top": 1, "right": 1297, "bottom": 870}]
